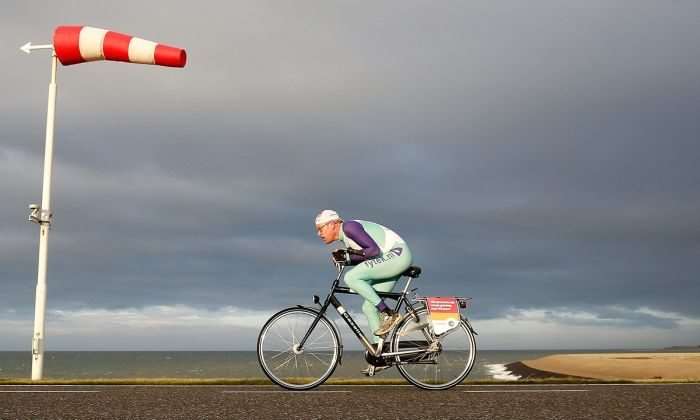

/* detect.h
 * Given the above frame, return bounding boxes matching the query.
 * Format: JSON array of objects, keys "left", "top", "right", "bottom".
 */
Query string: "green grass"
[{"left": 0, "top": 377, "right": 697, "bottom": 385}]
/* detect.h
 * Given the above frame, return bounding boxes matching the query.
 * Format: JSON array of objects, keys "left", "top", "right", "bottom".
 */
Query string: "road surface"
[{"left": 1, "top": 383, "right": 698, "bottom": 419}]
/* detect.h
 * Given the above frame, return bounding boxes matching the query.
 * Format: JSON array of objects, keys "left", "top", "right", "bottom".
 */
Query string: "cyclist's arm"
[{"left": 343, "top": 220, "right": 380, "bottom": 263}]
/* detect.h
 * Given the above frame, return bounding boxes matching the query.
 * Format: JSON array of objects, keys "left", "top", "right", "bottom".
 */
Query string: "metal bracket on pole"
[
  {"left": 32, "top": 336, "right": 42, "bottom": 358},
  {"left": 28, "top": 204, "right": 53, "bottom": 226}
]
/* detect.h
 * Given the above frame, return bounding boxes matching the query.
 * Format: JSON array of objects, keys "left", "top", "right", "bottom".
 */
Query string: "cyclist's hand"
[
  {"left": 332, "top": 249, "right": 350, "bottom": 264},
  {"left": 346, "top": 248, "right": 364, "bottom": 257}
]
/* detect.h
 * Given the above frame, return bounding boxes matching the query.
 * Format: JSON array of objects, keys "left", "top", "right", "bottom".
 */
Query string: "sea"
[{"left": 0, "top": 349, "right": 686, "bottom": 381}]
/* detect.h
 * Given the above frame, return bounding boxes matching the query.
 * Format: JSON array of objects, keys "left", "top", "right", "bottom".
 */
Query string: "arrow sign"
[{"left": 20, "top": 42, "right": 54, "bottom": 54}]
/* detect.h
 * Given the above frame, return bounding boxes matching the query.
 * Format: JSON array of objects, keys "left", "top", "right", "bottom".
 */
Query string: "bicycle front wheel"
[
  {"left": 257, "top": 307, "right": 340, "bottom": 390},
  {"left": 392, "top": 308, "right": 476, "bottom": 390}
]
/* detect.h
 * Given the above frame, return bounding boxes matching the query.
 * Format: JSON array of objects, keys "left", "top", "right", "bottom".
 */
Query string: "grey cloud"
[
  {"left": 2, "top": 1, "right": 700, "bottom": 348},
  {"left": 508, "top": 306, "right": 683, "bottom": 330}
]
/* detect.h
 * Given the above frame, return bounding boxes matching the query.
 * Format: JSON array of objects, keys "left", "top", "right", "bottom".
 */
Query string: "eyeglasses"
[{"left": 316, "top": 223, "right": 330, "bottom": 237}]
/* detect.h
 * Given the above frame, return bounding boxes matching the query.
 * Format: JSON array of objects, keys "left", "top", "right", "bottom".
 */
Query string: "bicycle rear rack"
[{"left": 414, "top": 296, "right": 472, "bottom": 309}]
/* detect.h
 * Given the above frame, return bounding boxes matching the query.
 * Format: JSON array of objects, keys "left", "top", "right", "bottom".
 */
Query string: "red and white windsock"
[{"left": 53, "top": 26, "right": 186, "bottom": 68}]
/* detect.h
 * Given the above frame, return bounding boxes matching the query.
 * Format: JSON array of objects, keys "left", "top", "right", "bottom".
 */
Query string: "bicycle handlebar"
[{"left": 329, "top": 254, "right": 347, "bottom": 279}]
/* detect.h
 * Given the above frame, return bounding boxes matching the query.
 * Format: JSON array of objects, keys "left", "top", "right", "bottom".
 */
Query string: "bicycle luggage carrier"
[{"left": 415, "top": 296, "right": 472, "bottom": 309}]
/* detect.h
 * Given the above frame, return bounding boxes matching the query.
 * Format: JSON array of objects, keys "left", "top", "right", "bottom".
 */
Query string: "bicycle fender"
[
  {"left": 462, "top": 316, "right": 478, "bottom": 336},
  {"left": 295, "top": 305, "right": 344, "bottom": 364}
]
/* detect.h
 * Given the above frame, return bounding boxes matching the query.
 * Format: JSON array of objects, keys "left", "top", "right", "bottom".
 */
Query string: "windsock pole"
[
  {"left": 24, "top": 45, "right": 58, "bottom": 381},
  {"left": 21, "top": 26, "right": 185, "bottom": 381}
]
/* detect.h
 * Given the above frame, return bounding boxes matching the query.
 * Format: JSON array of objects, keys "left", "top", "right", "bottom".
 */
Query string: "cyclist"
[{"left": 315, "top": 210, "right": 413, "bottom": 343}]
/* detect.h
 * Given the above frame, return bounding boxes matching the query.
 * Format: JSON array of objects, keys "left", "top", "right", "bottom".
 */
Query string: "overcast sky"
[{"left": 1, "top": 0, "right": 699, "bottom": 351}]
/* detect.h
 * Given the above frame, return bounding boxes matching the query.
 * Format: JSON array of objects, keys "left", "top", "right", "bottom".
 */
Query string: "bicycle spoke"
[
  {"left": 305, "top": 350, "right": 334, "bottom": 358},
  {"left": 271, "top": 329, "right": 292, "bottom": 346},
  {"left": 303, "top": 356, "right": 311, "bottom": 378},
  {"left": 290, "top": 319, "right": 297, "bottom": 345},
  {"left": 306, "top": 328, "right": 329, "bottom": 346},
  {"left": 439, "top": 327, "right": 460, "bottom": 340},
  {"left": 307, "top": 352, "right": 332, "bottom": 365},
  {"left": 263, "top": 348, "right": 292, "bottom": 352},
  {"left": 443, "top": 352, "right": 467, "bottom": 364},
  {"left": 302, "top": 345, "right": 335, "bottom": 350},
  {"left": 268, "top": 348, "right": 292, "bottom": 360},
  {"left": 441, "top": 351, "right": 451, "bottom": 365},
  {"left": 273, "top": 353, "right": 297, "bottom": 371}
]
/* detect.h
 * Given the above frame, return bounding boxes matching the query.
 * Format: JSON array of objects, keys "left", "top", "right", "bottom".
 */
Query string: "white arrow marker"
[{"left": 20, "top": 42, "right": 54, "bottom": 54}]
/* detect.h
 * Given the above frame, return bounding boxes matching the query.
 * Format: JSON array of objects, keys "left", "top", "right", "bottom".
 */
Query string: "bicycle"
[{"left": 256, "top": 255, "right": 478, "bottom": 390}]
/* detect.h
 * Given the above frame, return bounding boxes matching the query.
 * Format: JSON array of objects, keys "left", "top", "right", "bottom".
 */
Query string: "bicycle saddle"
[{"left": 402, "top": 266, "right": 422, "bottom": 278}]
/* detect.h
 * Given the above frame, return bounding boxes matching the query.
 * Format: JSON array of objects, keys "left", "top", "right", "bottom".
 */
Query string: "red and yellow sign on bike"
[{"left": 427, "top": 297, "right": 461, "bottom": 335}]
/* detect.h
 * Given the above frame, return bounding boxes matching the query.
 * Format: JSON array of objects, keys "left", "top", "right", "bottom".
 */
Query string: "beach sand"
[{"left": 521, "top": 353, "right": 700, "bottom": 380}]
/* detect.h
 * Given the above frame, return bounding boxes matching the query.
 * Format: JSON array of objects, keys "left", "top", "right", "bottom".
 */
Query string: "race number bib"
[{"left": 427, "top": 297, "right": 460, "bottom": 335}]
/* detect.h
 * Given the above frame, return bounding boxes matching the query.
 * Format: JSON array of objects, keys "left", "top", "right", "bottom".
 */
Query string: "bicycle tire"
[
  {"left": 392, "top": 307, "right": 477, "bottom": 390},
  {"left": 257, "top": 307, "right": 340, "bottom": 390}
]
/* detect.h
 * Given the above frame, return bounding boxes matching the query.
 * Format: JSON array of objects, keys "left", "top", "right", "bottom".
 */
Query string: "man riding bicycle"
[
  {"left": 256, "top": 210, "right": 475, "bottom": 388},
  {"left": 315, "top": 210, "right": 413, "bottom": 345}
]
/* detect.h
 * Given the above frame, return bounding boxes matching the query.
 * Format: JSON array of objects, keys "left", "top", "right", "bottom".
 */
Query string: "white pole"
[{"left": 31, "top": 52, "right": 58, "bottom": 381}]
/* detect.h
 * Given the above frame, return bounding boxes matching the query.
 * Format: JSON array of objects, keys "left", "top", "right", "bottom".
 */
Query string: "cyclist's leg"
[
  {"left": 344, "top": 266, "right": 382, "bottom": 306},
  {"left": 344, "top": 244, "right": 413, "bottom": 339},
  {"left": 362, "top": 277, "right": 399, "bottom": 344},
  {"left": 343, "top": 244, "right": 413, "bottom": 305}
]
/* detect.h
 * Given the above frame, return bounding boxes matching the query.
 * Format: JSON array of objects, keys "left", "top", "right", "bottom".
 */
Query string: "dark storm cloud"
[{"left": 2, "top": 1, "right": 700, "bottom": 348}]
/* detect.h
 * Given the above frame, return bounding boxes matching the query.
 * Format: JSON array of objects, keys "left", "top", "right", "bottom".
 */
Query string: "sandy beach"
[{"left": 520, "top": 353, "right": 700, "bottom": 380}]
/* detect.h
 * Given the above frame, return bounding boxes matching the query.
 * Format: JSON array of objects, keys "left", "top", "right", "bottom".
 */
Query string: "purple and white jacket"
[{"left": 339, "top": 220, "right": 407, "bottom": 264}]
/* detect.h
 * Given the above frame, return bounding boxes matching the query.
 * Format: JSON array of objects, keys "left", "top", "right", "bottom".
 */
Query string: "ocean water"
[{"left": 0, "top": 349, "right": 677, "bottom": 381}]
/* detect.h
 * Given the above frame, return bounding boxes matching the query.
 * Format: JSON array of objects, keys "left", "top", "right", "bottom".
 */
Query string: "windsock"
[{"left": 53, "top": 26, "right": 186, "bottom": 68}]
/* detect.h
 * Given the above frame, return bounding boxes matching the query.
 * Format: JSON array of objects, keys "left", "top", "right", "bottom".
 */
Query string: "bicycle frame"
[{"left": 297, "top": 263, "right": 428, "bottom": 358}]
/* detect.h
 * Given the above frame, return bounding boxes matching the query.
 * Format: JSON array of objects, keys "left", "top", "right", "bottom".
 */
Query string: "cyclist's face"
[{"left": 316, "top": 221, "right": 339, "bottom": 244}]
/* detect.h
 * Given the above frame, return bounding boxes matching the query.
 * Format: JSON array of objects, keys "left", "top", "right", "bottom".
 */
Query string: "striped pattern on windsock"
[{"left": 53, "top": 26, "right": 186, "bottom": 68}]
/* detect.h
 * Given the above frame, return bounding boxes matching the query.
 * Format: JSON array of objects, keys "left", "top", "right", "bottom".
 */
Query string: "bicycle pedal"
[
  {"left": 362, "top": 366, "right": 376, "bottom": 377},
  {"left": 361, "top": 365, "right": 390, "bottom": 377}
]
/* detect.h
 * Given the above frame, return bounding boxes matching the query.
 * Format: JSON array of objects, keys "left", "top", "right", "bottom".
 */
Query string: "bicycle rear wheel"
[
  {"left": 392, "top": 308, "right": 476, "bottom": 390},
  {"left": 257, "top": 307, "right": 340, "bottom": 390}
]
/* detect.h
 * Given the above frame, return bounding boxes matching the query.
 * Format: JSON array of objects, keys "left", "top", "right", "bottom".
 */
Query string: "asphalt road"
[{"left": 1, "top": 383, "right": 698, "bottom": 420}]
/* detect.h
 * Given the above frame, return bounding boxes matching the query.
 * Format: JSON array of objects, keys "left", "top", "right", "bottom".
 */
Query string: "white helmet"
[{"left": 315, "top": 209, "right": 341, "bottom": 227}]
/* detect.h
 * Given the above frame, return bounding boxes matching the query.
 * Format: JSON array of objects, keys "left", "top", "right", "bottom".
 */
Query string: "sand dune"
[{"left": 522, "top": 353, "right": 700, "bottom": 380}]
